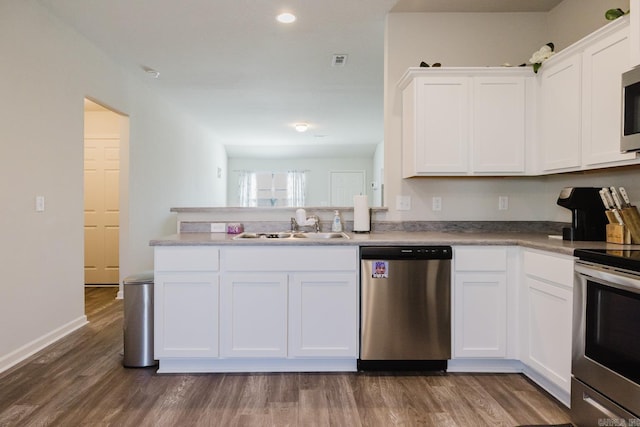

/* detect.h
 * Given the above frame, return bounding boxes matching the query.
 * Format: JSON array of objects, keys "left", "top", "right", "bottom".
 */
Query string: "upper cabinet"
[
  {"left": 631, "top": 0, "right": 640, "bottom": 68},
  {"left": 398, "top": 68, "right": 534, "bottom": 177},
  {"left": 399, "top": 16, "right": 639, "bottom": 178},
  {"left": 538, "top": 16, "right": 638, "bottom": 173}
]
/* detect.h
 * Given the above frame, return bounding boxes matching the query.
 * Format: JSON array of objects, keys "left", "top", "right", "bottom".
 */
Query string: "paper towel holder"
[{"left": 353, "top": 195, "right": 371, "bottom": 233}]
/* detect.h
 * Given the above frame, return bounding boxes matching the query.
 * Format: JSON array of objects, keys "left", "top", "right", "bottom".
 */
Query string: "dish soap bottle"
[{"left": 332, "top": 210, "right": 342, "bottom": 232}]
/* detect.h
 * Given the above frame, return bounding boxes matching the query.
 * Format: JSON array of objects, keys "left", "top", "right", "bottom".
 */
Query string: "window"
[{"left": 237, "top": 171, "right": 306, "bottom": 207}]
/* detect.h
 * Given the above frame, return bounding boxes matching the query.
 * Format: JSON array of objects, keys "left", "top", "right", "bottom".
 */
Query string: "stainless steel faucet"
[{"left": 290, "top": 215, "right": 320, "bottom": 232}]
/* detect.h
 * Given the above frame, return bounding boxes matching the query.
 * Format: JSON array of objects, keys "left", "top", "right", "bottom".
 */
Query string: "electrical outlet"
[
  {"left": 396, "top": 195, "right": 411, "bottom": 211},
  {"left": 210, "top": 222, "right": 227, "bottom": 233},
  {"left": 432, "top": 196, "right": 442, "bottom": 211},
  {"left": 499, "top": 196, "right": 509, "bottom": 211},
  {"left": 35, "top": 196, "right": 45, "bottom": 212}
]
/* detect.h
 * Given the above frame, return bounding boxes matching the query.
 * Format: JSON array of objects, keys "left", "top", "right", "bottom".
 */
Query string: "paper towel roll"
[{"left": 353, "top": 195, "right": 370, "bottom": 232}]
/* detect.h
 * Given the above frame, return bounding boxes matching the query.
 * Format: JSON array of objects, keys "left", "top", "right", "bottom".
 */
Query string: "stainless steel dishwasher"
[{"left": 359, "top": 246, "right": 452, "bottom": 370}]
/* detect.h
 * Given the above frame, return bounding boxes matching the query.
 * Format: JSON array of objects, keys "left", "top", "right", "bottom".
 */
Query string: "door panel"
[{"left": 84, "top": 138, "right": 120, "bottom": 284}]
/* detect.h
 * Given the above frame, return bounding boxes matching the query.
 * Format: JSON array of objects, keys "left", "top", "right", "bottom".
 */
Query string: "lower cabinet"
[
  {"left": 154, "top": 245, "right": 358, "bottom": 371},
  {"left": 220, "top": 273, "right": 288, "bottom": 358},
  {"left": 453, "top": 246, "right": 514, "bottom": 359},
  {"left": 289, "top": 273, "right": 357, "bottom": 357},
  {"left": 154, "top": 272, "right": 220, "bottom": 358},
  {"left": 521, "top": 249, "right": 575, "bottom": 404},
  {"left": 154, "top": 244, "right": 221, "bottom": 359}
]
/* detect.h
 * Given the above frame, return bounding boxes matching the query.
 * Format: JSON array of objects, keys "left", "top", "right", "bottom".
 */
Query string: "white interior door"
[
  {"left": 329, "top": 171, "right": 365, "bottom": 206},
  {"left": 84, "top": 138, "right": 120, "bottom": 285}
]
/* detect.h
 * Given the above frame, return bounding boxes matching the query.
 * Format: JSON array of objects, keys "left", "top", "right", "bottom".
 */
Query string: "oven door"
[{"left": 574, "top": 261, "right": 640, "bottom": 418}]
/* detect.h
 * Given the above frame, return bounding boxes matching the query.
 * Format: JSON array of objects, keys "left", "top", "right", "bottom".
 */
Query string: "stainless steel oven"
[{"left": 572, "top": 249, "right": 640, "bottom": 426}]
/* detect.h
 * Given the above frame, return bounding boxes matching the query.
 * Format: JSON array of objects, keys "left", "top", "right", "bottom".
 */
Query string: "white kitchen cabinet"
[
  {"left": 220, "top": 246, "right": 358, "bottom": 360},
  {"left": 398, "top": 68, "right": 533, "bottom": 177},
  {"left": 521, "top": 249, "right": 574, "bottom": 404},
  {"left": 453, "top": 247, "right": 511, "bottom": 359},
  {"left": 472, "top": 77, "right": 527, "bottom": 173},
  {"left": 582, "top": 23, "right": 636, "bottom": 166},
  {"left": 220, "top": 273, "right": 288, "bottom": 358},
  {"left": 539, "top": 53, "right": 582, "bottom": 172},
  {"left": 538, "top": 16, "right": 638, "bottom": 173},
  {"left": 154, "top": 247, "right": 220, "bottom": 358},
  {"left": 289, "top": 273, "right": 357, "bottom": 358},
  {"left": 630, "top": 0, "right": 640, "bottom": 68}
]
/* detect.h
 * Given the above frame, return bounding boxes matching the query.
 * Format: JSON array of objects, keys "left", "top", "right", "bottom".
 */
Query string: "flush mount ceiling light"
[
  {"left": 141, "top": 65, "right": 160, "bottom": 78},
  {"left": 276, "top": 12, "right": 296, "bottom": 24},
  {"left": 294, "top": 123, "right": 309, "bottom": 132}
]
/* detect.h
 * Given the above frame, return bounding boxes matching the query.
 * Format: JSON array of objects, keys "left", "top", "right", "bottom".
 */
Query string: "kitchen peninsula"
[{"left": 150, "top": 218, "right": 639, "bottom": 406}]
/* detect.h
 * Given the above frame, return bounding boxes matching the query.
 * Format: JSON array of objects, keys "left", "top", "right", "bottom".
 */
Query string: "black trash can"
[{"left": 122, "top": 271, "right": 157, "bottom": 367}]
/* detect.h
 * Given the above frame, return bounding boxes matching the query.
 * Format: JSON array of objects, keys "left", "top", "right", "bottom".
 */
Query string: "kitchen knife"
[
  {"left": 610, "top": 186, "right": 623, "bottom": 210},
  {"left": 603, "top": 188, "right": 616, "bottom": 210},
  {"left": 613, "top": 209, "right": 625, "bottom": 225},
  {"left": 599, "top": 189, "right": 612, "bottom": 209},
  {"left": 619, "top": 187, "right": 632, "bottom": 207}
]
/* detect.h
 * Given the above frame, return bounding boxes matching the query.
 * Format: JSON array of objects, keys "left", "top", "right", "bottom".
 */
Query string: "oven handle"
[{"left": 575, "top": 262, "right": 640, "bottom": 294}]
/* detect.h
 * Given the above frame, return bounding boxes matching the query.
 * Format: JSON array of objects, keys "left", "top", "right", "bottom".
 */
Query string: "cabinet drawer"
[
  {"left": 454, "top": 247, "right": 507, "bottom": 272},
  {"left": 155, "top": 247, "right": 220, "bottom": 272},
  {"left": 223, "top": 247, "right": 357, "bottom": 272},
  {"left": 523, "top": 250, "right": 574, "bottom": 287}
]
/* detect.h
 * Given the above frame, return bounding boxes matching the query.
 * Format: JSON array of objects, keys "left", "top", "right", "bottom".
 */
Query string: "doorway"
[
  {"left": 329, "top": 170, "right": 366, "bottom": 206},
  {"left": 83, "top": 99, "right": 126, "bottom": 286}
]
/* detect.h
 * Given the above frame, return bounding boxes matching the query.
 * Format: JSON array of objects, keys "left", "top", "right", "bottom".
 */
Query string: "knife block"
[
  {"left": 606, "top": 223, "right": 631, "bottom": 244},
  {"left": 619, "top": 206, "right": 640, "bottom": 244}
]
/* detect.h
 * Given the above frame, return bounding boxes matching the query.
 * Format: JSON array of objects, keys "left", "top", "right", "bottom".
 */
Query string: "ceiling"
[{"left": 40, "top": 0, "right": 563, "bottom": 159}]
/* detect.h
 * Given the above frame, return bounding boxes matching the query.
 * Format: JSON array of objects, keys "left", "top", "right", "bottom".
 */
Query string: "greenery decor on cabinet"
[
  {"left": 529, "top": 42, "right": 555, "bottom": 73},
  {"left": 605, "top": 8, "right": 629, "bottom": 20}
]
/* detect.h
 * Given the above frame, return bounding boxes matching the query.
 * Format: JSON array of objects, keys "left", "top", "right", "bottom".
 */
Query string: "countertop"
[{"left": 149, "top": 231, "right": 640, "bottom": 256}]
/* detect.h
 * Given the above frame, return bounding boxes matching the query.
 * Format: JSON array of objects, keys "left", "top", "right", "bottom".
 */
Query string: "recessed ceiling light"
[
  {"left": 295, "top": 123, "right": 308, "bottom": 132},
  {"left": 277, "top": 12, "right": 296, "bottom": 24}
]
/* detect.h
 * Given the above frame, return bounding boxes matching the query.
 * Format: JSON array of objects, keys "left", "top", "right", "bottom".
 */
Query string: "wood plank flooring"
[{"left": 0, "top": 288, "right": 573, "bottom": 426}]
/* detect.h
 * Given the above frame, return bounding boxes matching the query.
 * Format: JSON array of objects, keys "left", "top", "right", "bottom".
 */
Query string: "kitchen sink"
[
  {"left": 232, "top": 231, "right": 349, "bottom": 240},
  {"left": 291, "top": 232, "right": 350, "bottom": 239},
  {"left": 232, "top": 232, "right": 293, "bottom": 239}
]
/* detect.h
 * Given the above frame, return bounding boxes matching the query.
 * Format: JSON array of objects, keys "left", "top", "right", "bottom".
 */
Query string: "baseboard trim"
[{"left": 0, "top": 315, "right": 88, "bottom": 374}]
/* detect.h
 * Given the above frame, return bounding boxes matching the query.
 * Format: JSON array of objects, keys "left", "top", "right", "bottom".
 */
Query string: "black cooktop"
[{"left": 574, "top": 249, "right": 640, "bottom": 273}]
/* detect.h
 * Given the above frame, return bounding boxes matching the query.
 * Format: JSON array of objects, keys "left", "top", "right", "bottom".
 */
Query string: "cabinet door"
[
  {"left": 289, "top": 273, "right": 357, "bottom": 358},
  {"left": 472, "top": 77, "right": 526, "bottom": 173},
  {"left": 524, "top": 276, "right": 572, "bottom": 394},
  {"left": 154, "top": 272, "right": 219, "bottom": 358},
  {"left": 582, "top": 25, "right": 636, "bottom": 166},
  {"left": 412, "top": 77, "right": 470, "bottom": 174},
  {"left": 220, "top": 273, "right": 288, "bottom": 358},
  {"left": 453, "top": 272, "right": 507, "bottom": 358},
  {"left": 539, "top": 54, "right": 582, "bottom": 172}
]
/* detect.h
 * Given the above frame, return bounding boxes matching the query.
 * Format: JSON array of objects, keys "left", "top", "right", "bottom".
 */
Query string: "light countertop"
[{"left": 149, "top": 231, "right": 640, "bottom": 256}]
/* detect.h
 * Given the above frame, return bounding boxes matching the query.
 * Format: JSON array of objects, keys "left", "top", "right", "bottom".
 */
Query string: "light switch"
[
  {"left": 432, "top": 197, "right": 442, "bottom": 211},
  {"left": 35, "top": 196, "right": 45, "bottom": 212},
  {"left": 396, "top": 195, "right": 411, "bottom": 211},
  {"left": 499, "top": 196, "right": 509, "bottom": 211}
]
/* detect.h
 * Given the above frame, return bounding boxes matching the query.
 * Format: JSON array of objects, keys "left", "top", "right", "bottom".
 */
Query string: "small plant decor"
[
  {"left": 605, "top": 8, "right": 629, "bottom": 20},
  {"left": 529, "top": 42, "right": 555, "bottom": 73}
]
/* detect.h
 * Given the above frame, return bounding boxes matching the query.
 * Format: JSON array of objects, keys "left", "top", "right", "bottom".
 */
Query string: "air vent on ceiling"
[{"left": 332, "top": 54, "right": 348, "bottom": 67}]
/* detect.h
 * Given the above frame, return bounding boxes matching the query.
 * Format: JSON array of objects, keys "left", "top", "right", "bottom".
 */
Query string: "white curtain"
[
  {"left": 238, "top": 171, "right": 257, "bottom": 207},
  {"left": 287, "top": 170, "right": 306, "bottom": 207}
]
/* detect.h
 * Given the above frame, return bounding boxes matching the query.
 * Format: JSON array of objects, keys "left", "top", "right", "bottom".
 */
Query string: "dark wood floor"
[{"left": 0, "top": 288, "right": 572, "bottom": 426}]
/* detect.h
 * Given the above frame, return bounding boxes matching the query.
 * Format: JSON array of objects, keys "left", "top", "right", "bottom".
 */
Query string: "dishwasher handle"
[{"left": 360, "top": 246, "right": 452, "bottom": 260}]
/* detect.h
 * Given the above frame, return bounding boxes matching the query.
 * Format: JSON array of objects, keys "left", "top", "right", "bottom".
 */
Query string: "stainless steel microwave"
[{"left": 622, "top": 67, "right": 640, "bottom": 152}]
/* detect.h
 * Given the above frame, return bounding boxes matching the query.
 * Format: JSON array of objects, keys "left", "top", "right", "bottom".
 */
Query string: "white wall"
[
  {"left": 384, "top": 5, "right": 640, "bottom": 223},
  {"left": 227, "top": 157, "right": 374, "bottom": 206},
  {"left": 0, "top": 0, "right": 226, "bottom": 371},
  {"left": 548, "top": 0, "right": 630, "bottom": 51}
]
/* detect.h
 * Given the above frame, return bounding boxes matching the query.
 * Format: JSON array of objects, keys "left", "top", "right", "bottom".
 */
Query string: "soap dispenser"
[{"left": 332, "top": 210, "right": 342, "bottom": 232}]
